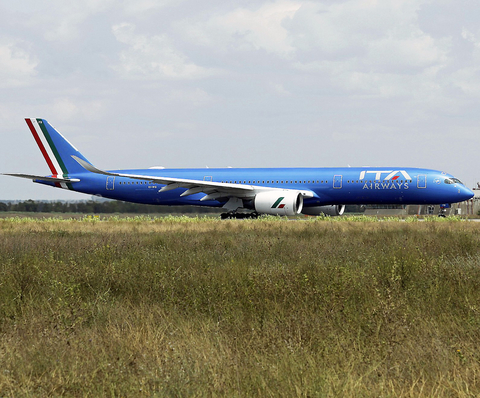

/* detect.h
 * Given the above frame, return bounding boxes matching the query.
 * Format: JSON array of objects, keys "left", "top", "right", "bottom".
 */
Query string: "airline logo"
[
  {"left": 271, "top": 197, "right": 285, "bottom": 209},
  {"left": 359, "top": 170, "right": 412, "bottom": 180},
  {"left": 359, "top": 170, "right": 412, "bottom": 191}
]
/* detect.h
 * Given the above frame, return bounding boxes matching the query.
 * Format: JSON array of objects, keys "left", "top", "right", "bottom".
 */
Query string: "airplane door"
[
  {"left": 333, "top": 175, "right": 343, "bottom": 189},
  {"left": 204, "top": 176, "right": 213, "bottom": 182},
  {"left": 417, "top": 174, "right": 426, "bottom": 189},
  {"left": 106, "top": 176, "right": 115, "bottom": 190}
]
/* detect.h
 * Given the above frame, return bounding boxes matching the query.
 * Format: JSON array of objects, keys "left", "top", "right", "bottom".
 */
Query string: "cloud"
[
  {"left": 51, "top": 98, "right": 104, "bottom": 122},
  {"left": 122, "top": 0, "right": 181, "bottom": 15},
  {"left": 461, "top": 28, "right": 478, "bottom": 47},
  {"left": 169, "top": 88, "right": 213, "bottom": 107},
  {"left": 39, "top": 0, "right": 115, "bottom": 42},
  {"left": 288, "top": 0, "right": 426, "bottom": 56},
  {"left": 445, "top": 28, "right": 480, "bottom": 97},
  {"left": 364, "top": 33, "right": 449, "bottom": 73},
  {"left": 289, "top": 0, "right": 449, "bottom": 65},
  {"left": 111, "top": 22, "right": 215, "bottom": 79},
  {"left": 450, "top": 67, "right": 480, "bottom": 97},
  {"left": 177, "top": 1, "right": 301, "bottom": 57},
  {"left": 0, "top": 40, "right": 37, "bottom": 87},
  {"left": 287, "top": 0, "right": 450, "bottom": 101}
]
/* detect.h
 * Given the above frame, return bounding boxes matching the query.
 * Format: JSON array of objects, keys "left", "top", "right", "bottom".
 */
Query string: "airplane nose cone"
[{"left": 460, "top": 186, "right": 474, "bottom": 202}]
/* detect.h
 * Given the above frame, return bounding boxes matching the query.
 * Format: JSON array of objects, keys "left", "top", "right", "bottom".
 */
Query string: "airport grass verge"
[{"left": 0, "top": 217, "right": 479, "bottom": 396}]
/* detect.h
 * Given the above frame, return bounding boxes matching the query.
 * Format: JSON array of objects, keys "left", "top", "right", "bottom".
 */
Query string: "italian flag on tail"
[{"left": 24, "top": 118, "right": 88, "bottom": 190}]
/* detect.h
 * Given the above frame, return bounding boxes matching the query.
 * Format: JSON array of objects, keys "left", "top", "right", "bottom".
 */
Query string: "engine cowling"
[
  {"left": 254, "top": 191, "right": 304, "bottom": 216},
  {"left": 302, "top": 205, "right": 345, "bottom": 217}
]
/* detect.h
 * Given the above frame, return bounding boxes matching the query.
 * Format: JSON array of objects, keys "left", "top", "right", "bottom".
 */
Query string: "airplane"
[{"left": 3, "top": 118, "right": 474, "bottom": 219}]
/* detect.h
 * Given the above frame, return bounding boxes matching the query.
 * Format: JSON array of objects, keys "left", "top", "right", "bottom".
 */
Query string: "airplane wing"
[
  {"left": 2, "top": 173, "right": 80, "bottom": 183},
  {"left": 72, "top": 156, "right": 314, "bottom": 201}
]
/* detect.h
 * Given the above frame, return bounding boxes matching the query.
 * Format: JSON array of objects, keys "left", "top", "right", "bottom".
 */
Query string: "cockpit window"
[{"left": 444, "top": 178, "right": 464, "bottom": 185}]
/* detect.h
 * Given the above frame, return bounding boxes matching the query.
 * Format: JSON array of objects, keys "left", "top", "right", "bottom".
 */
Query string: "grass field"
[{"left": 0, "top": 216, "right": 479, "bottom": 397}]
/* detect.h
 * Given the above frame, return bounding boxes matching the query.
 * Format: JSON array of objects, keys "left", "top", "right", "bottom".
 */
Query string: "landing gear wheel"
[{"left": 220, "top": 211, "right": 260, "bottom": 220}]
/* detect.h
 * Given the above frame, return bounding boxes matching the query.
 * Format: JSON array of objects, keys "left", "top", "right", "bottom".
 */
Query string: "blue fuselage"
[{"left": 37, "top": 167, "right": 474, "bottom": 208}]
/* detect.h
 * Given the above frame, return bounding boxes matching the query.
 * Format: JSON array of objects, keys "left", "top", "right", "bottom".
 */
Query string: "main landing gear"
[{"left": 220, "top": 211, "right": 259, "bottom": 220}]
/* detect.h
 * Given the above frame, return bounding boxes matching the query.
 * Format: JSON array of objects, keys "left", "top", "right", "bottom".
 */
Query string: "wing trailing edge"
[{"left": 71, "top": 156, "right": 315, "bottom": 200}]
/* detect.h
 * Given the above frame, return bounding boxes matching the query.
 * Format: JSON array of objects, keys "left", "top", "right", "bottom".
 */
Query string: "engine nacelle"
[
  {"left": 254, "top": 191, "right": 304, "bottom": 216},
  {"left": 302, "top": 205, "right": 345, "bottom": 217}
]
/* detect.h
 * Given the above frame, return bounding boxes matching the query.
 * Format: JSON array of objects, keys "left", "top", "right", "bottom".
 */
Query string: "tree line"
[
  {"left": 0, "top": 200, "right": 221, "bottom": 214},
  {"left": 0, "top": 200, "right": 368, "bottom": 215}
]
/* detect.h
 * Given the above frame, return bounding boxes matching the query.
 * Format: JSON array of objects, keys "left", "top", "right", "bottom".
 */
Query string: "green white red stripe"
[
  {"left": 25, "top": 118, "right": 70, "bottom": 189},
  {"left": 271, "top": 197, "right": 285, "bottom": 209}
]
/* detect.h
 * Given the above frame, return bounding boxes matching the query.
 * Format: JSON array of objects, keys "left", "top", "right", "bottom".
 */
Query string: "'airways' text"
[{"left": 362, "top": 182, "right": 409, "bottom": 190}]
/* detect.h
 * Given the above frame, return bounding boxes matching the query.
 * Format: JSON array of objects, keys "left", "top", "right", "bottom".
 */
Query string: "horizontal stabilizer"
[{"left": 2, "top": 173, "right": 80, "bottom": 183}]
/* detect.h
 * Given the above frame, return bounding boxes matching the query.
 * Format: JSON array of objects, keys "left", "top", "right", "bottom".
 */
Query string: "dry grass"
[{"left": 0, "top": 216, "right": 479, "bottom": 396}]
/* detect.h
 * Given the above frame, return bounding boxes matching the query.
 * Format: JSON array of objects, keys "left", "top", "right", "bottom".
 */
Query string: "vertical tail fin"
[{"left": 25, "top": 118, "right": 91, "bottom": 176}]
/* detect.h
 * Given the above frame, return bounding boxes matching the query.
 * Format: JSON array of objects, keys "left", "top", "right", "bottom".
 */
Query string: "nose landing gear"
[{"left": 438, "top": 203, "right": 450, "bottom": 217}]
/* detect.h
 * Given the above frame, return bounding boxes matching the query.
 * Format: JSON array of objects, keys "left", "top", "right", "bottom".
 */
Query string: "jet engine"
[
  {"left": 254, "top": 191, "right": 304, "bottom": 216},
  {"left": 302, "top": 205, "right": 345, "bottom": 217}
]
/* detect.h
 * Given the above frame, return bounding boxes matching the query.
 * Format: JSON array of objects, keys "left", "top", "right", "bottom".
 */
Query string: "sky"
[{"left": 0, "top": 0, "right": 479, "bottom": 200}]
